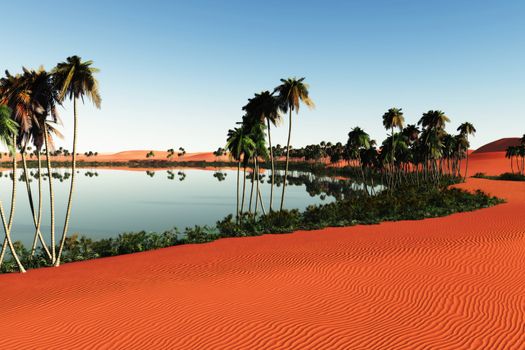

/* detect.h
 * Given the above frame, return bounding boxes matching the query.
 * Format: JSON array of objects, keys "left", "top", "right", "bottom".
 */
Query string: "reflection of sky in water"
[{"left": 0, "top": 168, "right": 350, "bottom": 245}]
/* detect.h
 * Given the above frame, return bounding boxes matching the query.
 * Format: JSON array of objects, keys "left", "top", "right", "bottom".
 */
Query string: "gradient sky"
[{"left": 2, "top": 0, "right": 524, "bottom": 152}]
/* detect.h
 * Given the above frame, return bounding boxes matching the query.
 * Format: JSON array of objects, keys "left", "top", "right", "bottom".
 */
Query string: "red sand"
[{"left": 1, "top": 152, "right": 524, "bottom": 349}]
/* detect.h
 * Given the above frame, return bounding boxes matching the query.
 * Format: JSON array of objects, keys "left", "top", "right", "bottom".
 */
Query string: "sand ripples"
[{"left": 1, "top": 168, "right": 524, "bottom": 349}]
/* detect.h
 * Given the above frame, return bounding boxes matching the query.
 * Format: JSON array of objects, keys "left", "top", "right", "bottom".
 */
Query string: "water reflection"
[{"left": 0, "top": 168, "right": 382, "bottom": 245}]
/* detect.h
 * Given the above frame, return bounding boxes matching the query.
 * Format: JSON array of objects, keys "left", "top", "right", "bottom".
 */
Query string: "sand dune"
[
  {"left": 473, "top": 137, "right": 521, "bottom": 154},
  {"left": 1, "top": 152, "right": 524, "bottom": 349}
]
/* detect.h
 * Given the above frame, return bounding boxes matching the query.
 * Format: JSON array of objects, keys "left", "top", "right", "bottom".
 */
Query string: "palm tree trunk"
[
  {"left": 43, "top": 123, "right": 56, "bottom": 263},
  {"left": 267, "top": 119, "right": 275, "bottom": 212},
  {"left": 391, "top": 126, "right": 395, "bottom": 191},
  {"left": 248, "top": 160, "right": 255, "bottom": 214},
  {"left": 0, "top": 142, "right": 26, "bottom": 272},
  {"left": 241, "top": 165, "right": 247, "bottom": 214},
  {"left": 22, "top": 150, "right": 51, "bottom": 259},
  {"left": 236, "top": 161, "right": 240, "bottom": 223},
  {"left": 55, "top": 98, "right": 78, "bottom": 266},
  {"left": 254, "top": 158, "right": 259, "bottom": 215},
  {"left": 257, "top": 166, "right": 267, "bottom": 216},
  {"left": 30, "top": 153, "right": 48, "bottom": 258},
  {"left": 280, "top": 109, "right": 293, "bottom": 211},
  {"left": 465, "top": 148, "right": 469, "bottom": 179}
]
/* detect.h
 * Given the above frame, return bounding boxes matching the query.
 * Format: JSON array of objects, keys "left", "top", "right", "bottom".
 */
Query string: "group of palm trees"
[
  {"left": 315, "top": 110, "right": 475, "bottom": 190},
  {"left": 348, "top": 110, "right": 475, "bottom": 190},
  {"left": 227, "top": 96, "right": 476, "bottom": 217},
  {"left": 226, "top": 78, "right": 314, "bottom": 220},
  {"left": 0, "top": 56, "right": 100, "bottom": 272},
  {"left": 505, "top": 135, "right": 525, "bottom": 175}
]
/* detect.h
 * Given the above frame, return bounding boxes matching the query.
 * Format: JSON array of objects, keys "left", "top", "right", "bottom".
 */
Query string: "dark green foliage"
[
  {"left": 473, "top": 172, "right": 525, "bottom": 182},
  {"left": 182, "top": 226, "right": 219, "bottom": 244}
]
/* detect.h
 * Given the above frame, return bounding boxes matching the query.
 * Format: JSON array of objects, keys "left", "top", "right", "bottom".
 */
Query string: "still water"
[{"left": 0, "top": 168, "right": 361, "bottom": 245}]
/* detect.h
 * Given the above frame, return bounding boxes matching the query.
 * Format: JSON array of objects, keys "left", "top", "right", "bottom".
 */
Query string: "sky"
[{"left": 1, "top": 0, "right": 524, "bottom": 152}]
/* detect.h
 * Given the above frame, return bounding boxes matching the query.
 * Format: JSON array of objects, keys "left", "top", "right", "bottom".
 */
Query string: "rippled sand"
[{"left": 1, "top": 151, "right": 523, "bottom": 349}]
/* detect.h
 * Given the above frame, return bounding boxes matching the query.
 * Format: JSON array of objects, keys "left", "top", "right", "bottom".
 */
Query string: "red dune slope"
[
  {"left": 466, "top": 151, "right": 511, "bottom": 176},
  {"left": 473, "top": 137, "right": 521, "bottom": 154},
  {"left": 0, "top": 153, "right": 524, "bottom": 349}
]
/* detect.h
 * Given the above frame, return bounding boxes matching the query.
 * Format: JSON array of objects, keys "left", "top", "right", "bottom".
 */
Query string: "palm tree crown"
[
  {"left": 418, "top": 110, "right": 450, "bottom": 131},
  {"left": 226, "top": 127, "right": 255, "bottom": 165},
  {"left": 382, "top": 108, "right": 405, "bottom": 131},
  {"left": 274, "top": 77, "right": 315, "bottom": 114},
  {"left": 457, "top": 122, "right": 476, "bottom": 137},
  {"left": 53, "top": 56, "right": 101, "bottom": 107},
  {"left": 242, "top": 91, "right": 280, "bottom": 126}
]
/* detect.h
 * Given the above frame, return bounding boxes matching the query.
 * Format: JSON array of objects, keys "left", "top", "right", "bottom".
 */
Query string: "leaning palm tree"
[
  {"left": 274, "top": 77, "right": 314, "bottom": 211},
  {"left": 52, "top": 56, "right": 101, "bottom": 266},
  {"left": 1, "top": 69, "right": 55, "bottom": 261},
  {"left": 0, "top": 105, "right": 26, "bottom": 272},
  {"left": 457, "top": 122, "right": 476, "bottom": 179},
  {"left": 242, "top": 91, "right": 280, "bottom": 211},
  {"left": 16, "top": 68, "right": 59, "bottom": 260}
]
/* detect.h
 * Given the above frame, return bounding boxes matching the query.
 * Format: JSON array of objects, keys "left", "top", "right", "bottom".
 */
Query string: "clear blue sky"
[{"left": 2, "top": 0, "right": 524, "bottom": 152}]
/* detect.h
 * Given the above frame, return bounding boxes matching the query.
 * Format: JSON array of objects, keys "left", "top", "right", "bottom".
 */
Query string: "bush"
[
  {"left": 472, "top": 172, "right": 525, "bottom": 182},
  {"left": 183, "top": 225, "right": 219, "bottom": 244}
]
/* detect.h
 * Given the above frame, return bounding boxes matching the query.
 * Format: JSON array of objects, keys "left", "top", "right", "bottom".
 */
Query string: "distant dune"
[
  {"left": 7, "top": 150, "right": 232, "bottom": 164},
  {"left": 473, "top": 137, "right": 521, "bottom": 154}
]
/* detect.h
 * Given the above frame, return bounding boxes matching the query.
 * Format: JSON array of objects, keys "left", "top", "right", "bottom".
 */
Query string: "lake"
[{"left": 0, "top": 168, "right": 368, "bottom": 246}]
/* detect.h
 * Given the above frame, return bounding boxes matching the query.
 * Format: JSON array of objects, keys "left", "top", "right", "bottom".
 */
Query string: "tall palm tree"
[
  {"left": 247, "top": 121, "right": 269, "bottom": 215},
  {"left": 346, "top": 127, "right": 371, "bottom": 184},
  {"left": 226, "top": 126, "right": 255, "bottom": 222},
  {"left": 505, "top": 146, "right": 516, "bottom": 174},
  {"left": 52, "top": 56, "right": 101, "bottom": 266},
  {"left": 382, "top": 108, "right": 405, "bottom": 189},
  {"left": 274, "top": 77, "right": 314, "bottom": 211},
  {"left": 0, "top": 105, "right": 26, "bottom": 272},
  {"left": 457, "top": 122, "right": 476, "bottom": 179},
  {"left": 1, "top": 68, "right": 57, "bottom": 262},
  {"left": 418, "top": 110, "right": 450, "bottom": 131},
  {"left": 242, "top": 91, "right": 280, "bottom": 211},
  {"left": 16, "top": 68, "right": 58, "bottom": 260},
  {"left": 382, "top": 108, "right": 405, "bottom": 165}
]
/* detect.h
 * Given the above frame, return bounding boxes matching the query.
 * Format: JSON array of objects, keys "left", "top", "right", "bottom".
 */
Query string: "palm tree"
[
  {"left": 346, "top": 127, "right": 371, "bottom": 185},
  {"left": 1, "top": 68, "right": 60, "bottom": 262},
  {"left": 274, "top": 77, "right": 314, "bottom": 211},
  {"left": 505, "top": 146, "right": 516, "bottom": 174},
  {"left": 418, "top": 110, "right": 450, "bottom": 131},
  {"left": 247, "top": 121, "right": 269, "bottom": 215},
  {"left": 0, "top": 105, "right": 26, "bottom": 272},
  {"left": 17, "top": 68, "right": 59, "bottom": 260},
  {"left": 242, "top": 91, "right": 280, "bottom": 211},
  {"left": 382, "top": 108, "right": 405, "bottom": 189},
  {"left": 52, "top": 56, "right": 101, "bottom": 266},
  {"left": 226, "top": 127, "right": 255, "bottom": 222},
  {"left": 402, "top": 124, "right": 420, "bottom": 143},
  {"left": 457, "top": 122, "right": 476, "bottom": 178}
]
